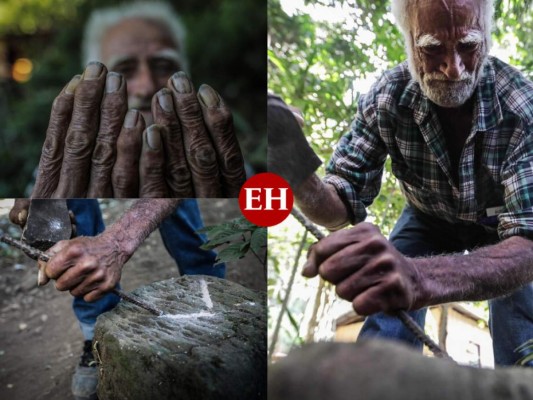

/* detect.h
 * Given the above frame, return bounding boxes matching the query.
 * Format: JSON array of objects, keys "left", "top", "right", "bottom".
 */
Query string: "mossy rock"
[
  {"left": 269, "top": 340, "right": 533, "bottom": 400},
  {"left": 94, "top": 275, "right": 266, "bottom": 400}
]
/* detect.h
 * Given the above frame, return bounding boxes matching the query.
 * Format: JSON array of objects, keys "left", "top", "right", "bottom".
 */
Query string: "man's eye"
[
  {"left": 421, "top": 45, "right": 444, "bottom": 55},
  {"left": 150, "top": 60, "right": 180, "bottom": 77},
  {"left": 457, "top": 42, "right": 479, "bottom": 53},
  {"left": 112, "top": 64, "right": 136, "bottom": 79}
]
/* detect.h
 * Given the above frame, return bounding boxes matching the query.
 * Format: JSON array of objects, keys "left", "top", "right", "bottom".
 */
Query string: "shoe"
[{"left": 71, "top": 340, "right": 98, "bottom": 400}]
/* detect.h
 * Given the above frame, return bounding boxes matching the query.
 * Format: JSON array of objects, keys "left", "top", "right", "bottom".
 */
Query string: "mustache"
[
  {"left": 128, "top": 96, "right": 152, "bottom": 110},
  {"left": 424, "top": 71, "right": 474, "bottom": 83}
]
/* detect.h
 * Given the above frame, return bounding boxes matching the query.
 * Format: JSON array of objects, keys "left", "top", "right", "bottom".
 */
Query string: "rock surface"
[
  {"left": 94, "top": 275, "right": 266, "bottom": 400},
  {"left": 269, "top": 340, "right": 533, "bottom": 400}
]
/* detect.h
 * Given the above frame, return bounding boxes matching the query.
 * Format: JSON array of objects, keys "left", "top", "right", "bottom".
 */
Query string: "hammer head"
[{"left": 22, "top": 199, "right": 72, "bottom": 251}]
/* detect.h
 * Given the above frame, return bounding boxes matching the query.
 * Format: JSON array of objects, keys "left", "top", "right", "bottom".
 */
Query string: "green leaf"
[
  {"left": 240, "top": 241, "right": 250, "bottom": 253},
  {"left": 515, "top": 338, "right": 533, "bottom": 353},
  {"left": 216, "top": 242, "right": 248, "bottom": 263},
  {"left": 517, "top": 352, "right": 533, "bottom": 366},
  {"left": 268, "top": 49, "right": 287, "bottom": 74},
  {"left": 250, "top": 226, "right": 267, "bottom": 253},
  {"left": 286, "top": 308, "right": 300, "bottom": 332},
  {"left": 200, "top": 230, "right": 244, "bottom": 249}
]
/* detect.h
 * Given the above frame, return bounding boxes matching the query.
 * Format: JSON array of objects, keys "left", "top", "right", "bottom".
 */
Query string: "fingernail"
[
  {"left": 157, "top": 89, "right": 174, "bottom": 112},
  {"left": 198, "top": 84, "right": 220, "bottom": 107},
  {"left": 83, "top": 61, "right": 103, "bottom": 80},
  {"left": 17, "top": 209, "right": 28, "bottom": 225},
  {"left": 146, "top": 125, "right": 161, "bottom": 150},
  {"left": 38, "top": 268, "right": 49, "bottom": 286},
  {"left": 301, "top": 262, "right": 309, "bottom": 275},
  {"left": 65, "top": 75, "right": 81, "bottom": 94},
  {"left": 171, "top": 71, "right": 192, "bottom": 93},
  {"left": 124, "top": 109, "right": 139, "bottom": 128},
  {"left": 105, "top": 72, "right": 121, "bottom": 93}
]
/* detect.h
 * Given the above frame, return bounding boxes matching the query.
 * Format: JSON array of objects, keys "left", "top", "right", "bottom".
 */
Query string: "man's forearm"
[
  {"left": 414, "top": 235, "right": 533, "bottom": 308},
  {"left": 293, "top": 174, "right": 350, "bottom": 230},
  {"left": 102, "top": 199, "right": 181, "bottom": 257}
]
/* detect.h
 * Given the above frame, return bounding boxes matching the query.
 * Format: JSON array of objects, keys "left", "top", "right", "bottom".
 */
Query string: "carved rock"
[{"left": 94, "top": 275, "right": 266, "bottom": 400}]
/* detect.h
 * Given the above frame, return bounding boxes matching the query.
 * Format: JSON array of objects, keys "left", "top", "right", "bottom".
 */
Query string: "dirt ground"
[{"left": 0, "top": 199, "right": 266, "bottom": 400}]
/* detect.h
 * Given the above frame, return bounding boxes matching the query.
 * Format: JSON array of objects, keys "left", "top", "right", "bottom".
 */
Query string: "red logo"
[{"left": 239, "top": 173, "right": 294, "bottom": 227}]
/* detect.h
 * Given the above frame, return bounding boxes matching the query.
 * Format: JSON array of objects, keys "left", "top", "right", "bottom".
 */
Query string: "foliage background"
[
  {"left": 0, "top": 0, "right": 266, "bottom": 196},
  {"left": 268, "top": 0, "right": 533, "bottom": 357}
]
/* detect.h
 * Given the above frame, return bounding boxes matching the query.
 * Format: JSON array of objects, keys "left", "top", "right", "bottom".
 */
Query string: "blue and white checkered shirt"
[{"left": 324, "top": 57, "right": 533, "bottom": 239}]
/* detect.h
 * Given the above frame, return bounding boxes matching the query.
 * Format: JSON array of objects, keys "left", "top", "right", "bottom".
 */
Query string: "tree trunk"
[
  {"left": 438, "top": 304, "right": 449, "bottom": 351},
  {"left": 305, "top": 278, "right": 325, "bottom": 342}
]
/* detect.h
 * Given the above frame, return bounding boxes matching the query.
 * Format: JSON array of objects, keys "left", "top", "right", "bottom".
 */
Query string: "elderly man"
[
  {"left": 273, "top": 0, "right": 533, "bottom": 366},
  {"left": 10, "top": 196, "right": 224, "bottom": 400},
  {"left": 31, "top": 2, "right": 246, "bottom": 199},
  {"left": 11, "top": 2, "right": 243, "bottom": 399}
]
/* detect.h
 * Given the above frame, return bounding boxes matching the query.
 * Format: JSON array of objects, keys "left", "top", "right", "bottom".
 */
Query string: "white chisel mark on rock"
[
  {"left": 200, "top": 279, "right": 213, "bottom": 309},
  {"left": 162, "top": 311, "right": 215, "bottom": 320}
]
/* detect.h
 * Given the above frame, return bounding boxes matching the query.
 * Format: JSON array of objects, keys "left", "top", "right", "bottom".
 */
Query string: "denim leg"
[
  {"left": 158, "top": 199, "right": 225, "bottom": 278},
  {"left": 489, "top": 283, "right": 533, "bottom": 366},
  {"left": 358, "top": 206, "right": 463, "bottom": 350},
  {"left": 67, "top": 200, "right": 120, "bottom": 340},
  {"left": 67, "top": 199, "right": 105, "bottom": 237}
]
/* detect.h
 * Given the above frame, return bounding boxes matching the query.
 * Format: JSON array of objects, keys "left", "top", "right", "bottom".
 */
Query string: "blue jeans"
[
  {"left": 67, "top": 199, "right": 224, "bottom": 340},
  {"left": 358, "top": 205, "right": 533, "bottom": 366}
]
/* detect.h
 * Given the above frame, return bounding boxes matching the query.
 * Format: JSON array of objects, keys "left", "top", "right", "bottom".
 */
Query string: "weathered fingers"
[
  {"left": 32, "top": 75, "right": 80, "bottom": 198},
  {"left": 139, "top": 125, "right": 169, "bottom": 197},
  {"left": 87, "top": 72, "right": 128, "bottom": 197},
  {"left": 169, "top": 72, "right": 222, "bottom": 197},
  {"left": 54, "top": 62, "right": 108, "bottom": 197},
  {"left": 152, "top": 88, "right": 193, "bottom": 197},
  {"left": 111, "top": 110, "right": 144, "bottom": 197},
  {"left": 198, "top": 84, "right": 246, "bottom": 197}
]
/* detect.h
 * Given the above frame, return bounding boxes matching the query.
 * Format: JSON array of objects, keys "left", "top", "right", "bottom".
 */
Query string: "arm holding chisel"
[
  {"left": 45, "top": 198, "right": 180, "bottom": 302},
  {"left": 9, "top": 199, "right": 180, "bottom": 302}
]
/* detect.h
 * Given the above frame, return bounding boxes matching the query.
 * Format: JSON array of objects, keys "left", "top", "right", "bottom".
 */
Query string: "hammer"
[{"left": 3, "top": 200, "right": 163, "bottom": 316}]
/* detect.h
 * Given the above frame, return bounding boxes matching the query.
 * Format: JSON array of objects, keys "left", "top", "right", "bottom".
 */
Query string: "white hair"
[
  {"left": 82, "top": 1, "right": 188, "bottom": 72},
  {"left": 391, "top": 0, "right": 494, "bottom": 49}
]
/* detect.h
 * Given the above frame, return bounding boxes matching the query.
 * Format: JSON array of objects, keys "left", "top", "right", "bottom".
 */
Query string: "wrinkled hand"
[
  {"left": 43, "top": 235, "right": 128, "bottom": 302},
  {"left": 147, "top": 72, "right": 246, "bottom": 197},
  {"left": 32, "top": 62, "right": 246, "bottom": 198},
  {"left": 302, "top": 223, "right": 422, "bottom": 316},
  {"left": 33, "top": 62, "right": 130, "bottom": 198}
]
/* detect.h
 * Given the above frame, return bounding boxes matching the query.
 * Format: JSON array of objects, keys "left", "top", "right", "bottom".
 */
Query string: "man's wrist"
[
  {"left": 102, "top": 198, "right": 180, "bottom": 259},
  {"left": 98, "top": 227, "right": 137, "bottom": 261},
  {"left": 409, "top": 258, "right": 432, "bottom": 310},
  {"left": 294, "top": 176, "right": 350, "bottom": 229}
]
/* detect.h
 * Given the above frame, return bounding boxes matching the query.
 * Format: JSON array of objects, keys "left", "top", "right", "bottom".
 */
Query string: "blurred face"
[
  {"left": 407, "top": 0, "right": 488, "bottom": 107},
  {"left": 101, "top": 18, "right": 183, "bottom": 124}
]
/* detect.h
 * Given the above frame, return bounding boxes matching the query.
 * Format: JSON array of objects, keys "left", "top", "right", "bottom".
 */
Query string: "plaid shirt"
[{"left": 324, "top": 57, "right": 533, "bottom": 239}]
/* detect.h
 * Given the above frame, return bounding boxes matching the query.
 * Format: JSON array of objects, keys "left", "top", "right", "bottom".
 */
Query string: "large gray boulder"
[
  {"left": 94, "top": 275, "right": 266, "bottom": 400},
  {"left": 269, "top": 340, "right": 533, "bottom": 400}
]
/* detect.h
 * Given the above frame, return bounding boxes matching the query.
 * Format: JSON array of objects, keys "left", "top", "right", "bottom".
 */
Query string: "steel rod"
[
  {"left": 289, "top": 209, "right": 451, "bottom": 359},
  {"left": 1, "top": 234, "right": 164, "bottom": 317}
]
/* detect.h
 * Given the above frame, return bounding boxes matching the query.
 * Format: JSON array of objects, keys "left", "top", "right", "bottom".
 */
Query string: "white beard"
[
  {"left": 404, "top": 36, "right": 487, "bottom": 108},
  {"left": 420, "top": 71, "right": 478, "bottom": 108}
]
